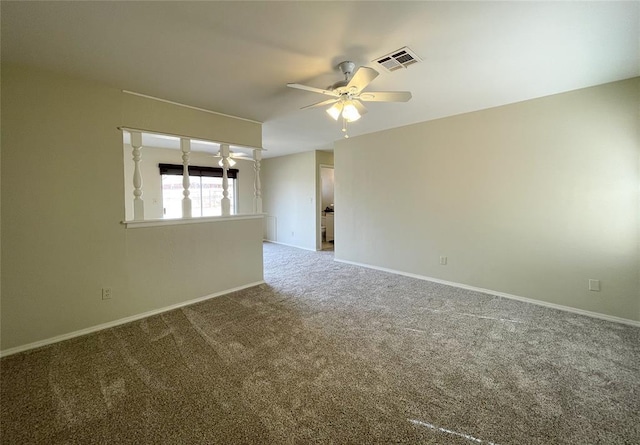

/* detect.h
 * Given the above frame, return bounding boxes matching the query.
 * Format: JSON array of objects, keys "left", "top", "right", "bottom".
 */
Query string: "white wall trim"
[
  {"left": 121, "top": 90, "right": 262, "bottom": 124},
  {"left": 0, "top": 281, "right": 265, "bottom": 358},
  {"left": 119, "top": 126, "right": 264, "bottom": 152},
  {"left": 334, "top": 258, "right": 640, "bottom": 327},
  {"left": 123, "top": 214, "right": 264, "bottom": 229},
  {"left": 317, "top": 163, "right": 335, "bottom": 251},
  {"left": 263, "top": 240, "right": 317, "bottom": 252}
]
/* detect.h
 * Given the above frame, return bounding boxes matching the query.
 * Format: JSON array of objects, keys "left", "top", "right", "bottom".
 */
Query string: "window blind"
[{"left": 159, "top": 163, "right": 238, "bottom": 179}]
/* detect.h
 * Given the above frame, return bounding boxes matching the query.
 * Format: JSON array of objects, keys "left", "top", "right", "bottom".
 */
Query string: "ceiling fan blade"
[
  {"left": 301, "top": 98, "right": 339, "bottom": 110},
  {"left": 287, "top": 83, "right": 339, "bottom": 97},
  {"left": 352, "top": 100, "right": 368, "bottom": 116},
  {"left": 345, "top": 67, "right": 379, "bottom": 93},
  {"left": 357, "top": 91, "right": 412, "bottom": 102}
]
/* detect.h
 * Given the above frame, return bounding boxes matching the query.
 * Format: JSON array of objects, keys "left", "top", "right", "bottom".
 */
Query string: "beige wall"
[
  {"left": 316, "top": 151, "right": 334, "bottom": 167},
  {"left": 1, "top": 64, "right": 264, "bottom": 352},
  {"left": 124, "top": 218, "right": 263, "bottom": 314},
  {"left": 335, "top": 78, "right": 639, "bottom": 321},
  {"left": 262, "top": 151, "right": 317, "bottom": 250},
  {"left": 320, "top": 168, "right": 335, "bottom": 210},
  {"left": 122, "top": 92, "right": 261, "bottom": 148},
  {"left": 261, "top": 150, "right": 335, "bottom": 251}
]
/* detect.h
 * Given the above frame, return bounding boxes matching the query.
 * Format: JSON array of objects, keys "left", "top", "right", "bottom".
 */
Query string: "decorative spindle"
[
  {"left": 130, "top": 131, "right": 144, "bottom": 220},
  {"left": 253, "top": 149, "right": 263, "bottom": 214},
  {"left": 181, "top": 138, "right": 192, "bottom": 218},
  {"left": 220, "top": 144, "right": 231, "bottom": 216}
]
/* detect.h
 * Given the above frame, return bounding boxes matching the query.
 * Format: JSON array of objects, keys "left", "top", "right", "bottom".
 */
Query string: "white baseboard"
[
  {"left": 334, "top": 258, "right": 640, "bottom": 328},
  {"left": 0, "top": 281, "right": 266, "bottom": 358},
  {"left": 263, "top": 239, "right": 317, "bottom": 252}
]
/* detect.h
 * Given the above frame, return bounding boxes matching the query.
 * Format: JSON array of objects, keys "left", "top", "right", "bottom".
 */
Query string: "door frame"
[{"left": 317, "top": 163, "right": 334, "bottom": 250}]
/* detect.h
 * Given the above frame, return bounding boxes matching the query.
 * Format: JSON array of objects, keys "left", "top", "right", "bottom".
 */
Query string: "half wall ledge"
[{"left": 122, "top": 213, "right": 265, "bottom": 229}]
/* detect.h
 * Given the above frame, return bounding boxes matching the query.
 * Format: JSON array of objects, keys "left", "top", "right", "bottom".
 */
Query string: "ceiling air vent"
[{"left": 373, "top": 47, "right": 421, "bottom": 72}]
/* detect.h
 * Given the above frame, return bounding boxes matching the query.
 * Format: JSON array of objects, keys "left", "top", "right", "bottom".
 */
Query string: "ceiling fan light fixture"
[
  {"left": 342, "top": 101, "right": 361, "bottom": 122},
  {"left": 218, "top": 157, "right": 236, "bottom": 167},
  {"left": 326, "top": 103, "right": 343, "bottom": 120}
]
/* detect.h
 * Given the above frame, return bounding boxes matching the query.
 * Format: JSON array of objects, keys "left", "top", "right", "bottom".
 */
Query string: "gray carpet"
[{"left": 1, "top": 242, "right": 639, "bottom": 444}]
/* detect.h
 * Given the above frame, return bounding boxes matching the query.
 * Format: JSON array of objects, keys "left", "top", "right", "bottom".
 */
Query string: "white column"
[
  {"left": 220, "top": 144, "right": 231, "bottom": 216},
  {"left": 130, "top": 131, "right": 144, "bottom": 221},
  {"left": 253, "top": 149, "right": 263, "bottom": 214},
  {"left": 180, "top": 138, "right": 192, "bottom": 218}
]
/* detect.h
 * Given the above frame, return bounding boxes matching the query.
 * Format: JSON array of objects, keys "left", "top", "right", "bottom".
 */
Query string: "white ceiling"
[{"left": 2, "top": 1, "right": 638, "bottom": 158}]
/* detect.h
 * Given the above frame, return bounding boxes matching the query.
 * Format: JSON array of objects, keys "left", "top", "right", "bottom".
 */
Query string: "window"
[{"left": 159, "top": 164, "right": 238, "bottom": 218}]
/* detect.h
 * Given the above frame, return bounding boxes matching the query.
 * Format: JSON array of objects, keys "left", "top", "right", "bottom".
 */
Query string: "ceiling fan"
[
  {"left": 211, "top": 149, "right": 250, "bottom": 167},
  {"left": 287, "top": 61, "right": 412, "bottom": 137}
]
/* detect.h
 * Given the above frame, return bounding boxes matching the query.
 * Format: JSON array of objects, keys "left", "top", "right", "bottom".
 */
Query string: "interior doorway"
[{"left": 319, "top": 165, "right": 334, "bottom": 251}]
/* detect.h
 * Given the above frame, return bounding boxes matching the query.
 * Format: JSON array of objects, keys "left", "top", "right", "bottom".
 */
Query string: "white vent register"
[{"left": 373, "top": 47, "right": 421, "bottom": 72}]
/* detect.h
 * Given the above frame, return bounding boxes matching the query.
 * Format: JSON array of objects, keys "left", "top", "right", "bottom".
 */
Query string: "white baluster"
[
  {"left": 220, "top": 144, "right": 231, "bottom": 216},
  {"left": 180, "top": 138, "right": 192, "bottom": 218},
  {"left": 130, "top": 131, "right": 144, "bottom": 221},
  {"left": 253, "top": 149, "right": 263, "bottom": 214}
]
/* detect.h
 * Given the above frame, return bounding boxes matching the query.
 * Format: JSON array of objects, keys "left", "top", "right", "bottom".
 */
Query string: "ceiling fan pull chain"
[{"left": 342, "top": 117, "right": 349, "bottom": 138}]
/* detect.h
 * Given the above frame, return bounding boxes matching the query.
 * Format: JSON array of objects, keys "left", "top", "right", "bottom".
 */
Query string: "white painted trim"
[
  {"left": 0, "top": 281, "right": 265, "bottom": 358},
  {"left": 317, "top": 163, "right": 335, "bottom": 251},
  {"left": 334, "top": 258, "right": 640, "bottom": 328},
  {"left": 118, "top": 126, "right": 264, "bottom": 152},
  {"left": 121, "top": 90, "right": 262, "bottom": 124},
  {"left": 123, "top": 214, "right": 264, "bottom": 229},
  {"left": 263, "top": 240, "right": 317, "bottom": 252}
]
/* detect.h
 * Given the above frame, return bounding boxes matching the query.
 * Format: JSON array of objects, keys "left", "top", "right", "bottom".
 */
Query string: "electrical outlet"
[
  {"left": 102, "top": 287, "right": 112, "bottom": 300},
  {"left": 439, "top": 256, "right": 447, "bottom": 265},
  {"left": 588, "top": 279, "right": 600, "bottom": 292}
]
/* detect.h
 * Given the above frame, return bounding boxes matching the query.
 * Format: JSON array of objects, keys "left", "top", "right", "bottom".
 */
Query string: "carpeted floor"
[{"left": 1, "top": 242, "right": 639, "bottom": 444}]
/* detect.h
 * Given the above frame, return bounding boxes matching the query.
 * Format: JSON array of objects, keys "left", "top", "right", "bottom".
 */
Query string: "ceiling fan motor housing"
[
  {"left": 338, "top": 61, "right": 356, "bottom": 77},
  {"left": 329, "top": 80, "right": 349, "bottom": 91},
  {"left": 329, "top": 61, "right": 357, "bottom": 92}
]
